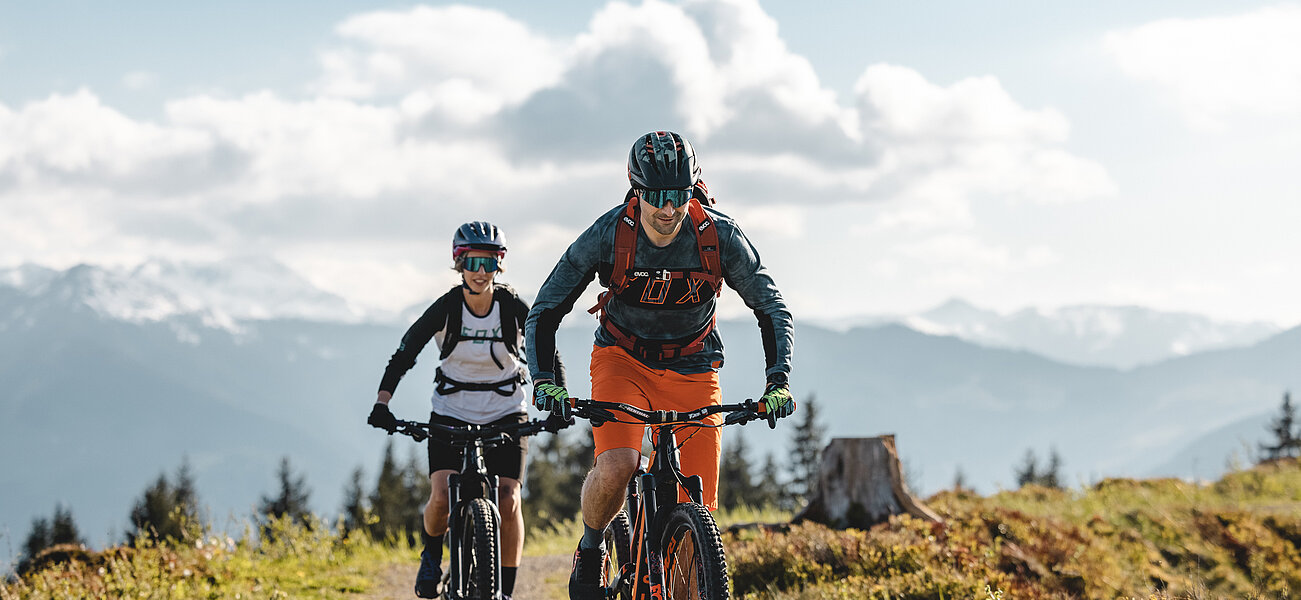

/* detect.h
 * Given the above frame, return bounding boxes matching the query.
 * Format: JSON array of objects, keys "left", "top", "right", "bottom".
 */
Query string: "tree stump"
[{"left": 793, "top": 435, "right": 942, "bottom": 529}]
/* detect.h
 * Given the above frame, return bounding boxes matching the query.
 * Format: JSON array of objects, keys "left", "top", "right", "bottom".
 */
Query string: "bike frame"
[
  {"left": 393, "top": 416, "right": 568, "bottom": 600},
  {"left": 572, "top": 399, "right": 770, "bottom": 600}
]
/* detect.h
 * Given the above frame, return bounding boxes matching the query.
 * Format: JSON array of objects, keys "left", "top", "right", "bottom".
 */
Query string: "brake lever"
[
  {"left": 399, "top": 422, "right": 429, "bottom": 442},
  {"left": 543, "top": 413, "right": 573, "bottom": 432},
  {"left": 724, "top": 411, "right": 751, "bottom": 426},
  {"left": 585, "top": 406, "right": 615, "bottom": 428}
]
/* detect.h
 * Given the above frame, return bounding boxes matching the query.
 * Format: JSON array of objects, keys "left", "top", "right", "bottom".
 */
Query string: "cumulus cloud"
[
  {"left": 316, "top": 4, "right": 567, "bottom": 122},
  {"left": 0, "top": 90, "right": 213, "bottom": 182},
  {"left": 0, "top": 0, "right": 1112, "bottom": 317},
  {"left": 1103, "top": 4, "right": 1301, "bottom": 128}
]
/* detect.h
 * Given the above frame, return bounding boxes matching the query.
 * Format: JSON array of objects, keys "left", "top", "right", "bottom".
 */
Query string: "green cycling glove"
[
  {"left": 760, "top": 383, "right": 795, "bottom": 419},
  {"left": 534, "top": 381, "right": 571, "bottom": 419}
]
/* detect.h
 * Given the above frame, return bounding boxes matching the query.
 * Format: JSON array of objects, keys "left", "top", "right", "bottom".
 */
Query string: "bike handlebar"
[
  {"left": 387, "top": 413, "right": 572, "bottom": 445},
  {"left": 570, "top": 398, "right": 779, "bottom": 430}
]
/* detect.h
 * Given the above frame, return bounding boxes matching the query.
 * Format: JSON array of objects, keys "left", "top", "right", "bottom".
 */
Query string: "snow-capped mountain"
[
  {"left": 816, "top": 299, "right": 1281, "bottom": 369},
  {"left": 5, "top": 261, "right": 1284, "bottom": 368},
  {"left": 0, "top": 258, "right": 375, "bottom": 333}
]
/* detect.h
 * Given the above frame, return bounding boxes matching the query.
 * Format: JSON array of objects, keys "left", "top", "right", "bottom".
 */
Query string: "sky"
[{"left": 1, "top": 0, "right": 1299, "bottom": 327}]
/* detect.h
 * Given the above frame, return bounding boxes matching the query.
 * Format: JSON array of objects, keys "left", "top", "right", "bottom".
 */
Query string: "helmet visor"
[
  {"left": 461, "top": 256, "right": 500, "bottom": 273},
  {"left": 639, "top": 187, "right": 693, "bottom": 209}
]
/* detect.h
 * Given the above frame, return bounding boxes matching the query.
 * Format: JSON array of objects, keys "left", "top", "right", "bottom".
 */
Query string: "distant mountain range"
[
  {"left": 1, "top": 260, "right": 1296, "bottom": 569},
  {"left": 4, "top": 260, "right": 1279, "bottom": 369},
  {"left": 811, "top": 298, "right": 1281, "bottom": 370}
]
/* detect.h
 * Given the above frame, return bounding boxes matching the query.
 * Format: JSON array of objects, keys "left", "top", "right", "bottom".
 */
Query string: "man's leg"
[
  {"left": 571, "top": 346, "right": 653, "bottom": 599},
  {"left": 581, "top": 448, "right": 641, "bottom": 532}
]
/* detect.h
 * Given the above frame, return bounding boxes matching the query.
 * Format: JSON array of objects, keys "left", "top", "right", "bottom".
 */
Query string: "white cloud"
[
  {"left": 855, "top": 64, "right": 1113, "bottom": 208},
  {"left": 0, "top": 89, "right": 212, "bottom": 180},
  {"left": 0, "top": 0, "right": 1113, "bottom": 321},
  {"left": 1103, "top": 4, "right": 1301, "bottom": 128},
  {"left": 316, "top": 5, "right": 567, "bottom": 122}
]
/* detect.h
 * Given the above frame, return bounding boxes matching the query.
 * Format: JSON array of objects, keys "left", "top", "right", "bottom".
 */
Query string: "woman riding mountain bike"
[{"left": 368, "top": 221, "right": 564, "bottom": 600}]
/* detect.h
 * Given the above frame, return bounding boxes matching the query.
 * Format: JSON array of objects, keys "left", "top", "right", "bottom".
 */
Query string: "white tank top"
[{"left": 430, "top": 301, "right": 528, "bottom": 424}]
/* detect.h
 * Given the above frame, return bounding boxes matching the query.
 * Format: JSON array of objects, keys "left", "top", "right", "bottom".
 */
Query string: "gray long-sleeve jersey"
[{"left": 525, "top": 202, "right": 793, "bottom": 382}]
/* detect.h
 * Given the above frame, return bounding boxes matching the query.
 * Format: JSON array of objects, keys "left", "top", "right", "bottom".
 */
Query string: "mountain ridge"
[{"left": 4, "top": 260, "right": 1282, "bottom": 369}]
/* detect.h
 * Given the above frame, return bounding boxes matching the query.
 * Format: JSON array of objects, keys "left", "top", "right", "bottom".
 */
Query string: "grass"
[
  {"left": 725, "top": 458, "right": 1301, "bottom": 599},
  {"left": 8, "top": 461, "right": 1300, "bottom": 599},
  {"left": 0, "top": 517, "right": 410, "bottom": 600}
]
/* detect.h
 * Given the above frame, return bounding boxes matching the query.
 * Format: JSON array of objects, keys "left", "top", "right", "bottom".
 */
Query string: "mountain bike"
[
  {"left": 390, "top": 414, "right": 571, "bottom": 600},
  {"left": 569, "top": 397, "right": 776, "bottom": 600}
]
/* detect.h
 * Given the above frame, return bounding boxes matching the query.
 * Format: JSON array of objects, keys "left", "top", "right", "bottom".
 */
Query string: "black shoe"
[
  {"left": 568, "top": 544, "right": 608, "bottom": 600},
  {"left": 414, "top": 549, "right": 443, "bottom": 599}
]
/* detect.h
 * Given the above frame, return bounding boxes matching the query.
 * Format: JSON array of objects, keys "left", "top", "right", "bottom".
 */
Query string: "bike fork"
[{"left": 632, "top": 471, "right": 666, "bottom": 600}]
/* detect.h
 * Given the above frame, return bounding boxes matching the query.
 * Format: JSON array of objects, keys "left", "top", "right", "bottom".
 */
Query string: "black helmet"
[
  {"left": 627, "top": 131, "right": 699, "bottom": 189},
  {"left": 452, "top": 221, "right": 506, "bottom": 258}
]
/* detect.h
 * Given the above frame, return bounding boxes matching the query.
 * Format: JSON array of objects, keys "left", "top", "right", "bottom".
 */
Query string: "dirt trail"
[{"left": 361, "top": 554, "right": 571, "bottom": 600}]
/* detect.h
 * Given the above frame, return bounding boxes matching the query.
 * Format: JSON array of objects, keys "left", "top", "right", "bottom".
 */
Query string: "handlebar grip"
[
  {"left": 404, "top": 423, "right": 429, "bottom": 442},
  {"left": 755, "top": 400, "right": 778, "bottom": 429}
]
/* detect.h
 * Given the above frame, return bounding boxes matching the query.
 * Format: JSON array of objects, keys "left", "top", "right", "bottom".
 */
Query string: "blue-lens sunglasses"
[
  {"left": 461, "top": 256, "right": 500, "bottom": 273},
  {"left": 638, "top": 187, "right": 694, "bottom": 209}
]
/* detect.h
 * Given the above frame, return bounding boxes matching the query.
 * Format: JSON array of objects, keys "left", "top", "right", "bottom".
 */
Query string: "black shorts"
[{"left": 427, "top": 411, "right": 528, "bottom": 481}]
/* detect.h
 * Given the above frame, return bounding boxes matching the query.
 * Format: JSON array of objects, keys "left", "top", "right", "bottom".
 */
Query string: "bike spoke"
[{"left": 666, "top": 531, "right": 702, "bottom": 599}]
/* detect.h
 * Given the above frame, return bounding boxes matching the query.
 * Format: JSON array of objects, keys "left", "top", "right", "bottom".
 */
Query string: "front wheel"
[
  {"left": 452, "top": 497, "right": 500, "bottom": 600},
  {"left": 660, "top": 503, "right": 729, "bottom": 600}
]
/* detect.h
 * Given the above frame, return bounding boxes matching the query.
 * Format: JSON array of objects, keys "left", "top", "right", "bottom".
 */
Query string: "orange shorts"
[{"left": 589, "top": 345, "right": 723, "bottom": 510}]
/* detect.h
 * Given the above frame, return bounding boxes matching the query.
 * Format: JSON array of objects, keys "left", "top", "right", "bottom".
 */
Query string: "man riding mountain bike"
[{"left": 524, "top": 131, "right": 795, "bottom": 600}]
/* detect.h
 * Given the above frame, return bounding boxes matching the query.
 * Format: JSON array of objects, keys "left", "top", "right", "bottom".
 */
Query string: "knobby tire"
[
  {"left": 660, "top": 503, "right": 729, "bottom": 600},
  {"left": 604, "top": 510, "right": 633, "bottom": 598},
  {"left": 455, "top": 497, "right": 499, "bottom": 600}
]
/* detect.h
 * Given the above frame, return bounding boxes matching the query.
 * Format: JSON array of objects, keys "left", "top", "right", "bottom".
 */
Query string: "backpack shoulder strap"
[
  {"left": 688, "top": 199, "right": 723, "bottom": 295},
  {"left": 437, "top": 286, "right": 467, "bottom": 359},
  {"left": 493, "top": 284, "right": 522, "bottom": 358},
  {"left": 589, "top": 190, "right": 640, "bottom": 315},
  {"left": 610, "top": 189, "right": 639, "bottom": 292}
]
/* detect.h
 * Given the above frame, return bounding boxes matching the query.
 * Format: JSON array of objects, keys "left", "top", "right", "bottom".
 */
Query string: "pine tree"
[
  {"left": 402, "top": 446, "right": 431, "bottom": 544},
  {"left": 753, "top": 452, "right": 784, "bottom": 510},
  {"left": 788, "top": 395, "right": 827, "bottom": 502},
  {"left": 1044, "top": 447, "right": 1063, "bottom": 489},
  {"left": 127, "top": 460, "right": 203, "bottom": 544},
  {"left": 1014, "top": 448, "right": 1039, "bottom": 488},
  {"left": 1260, "top": 391, "right": 1301, "bottom": 462},
  {"left": 718, "top": 432, "right": 756, "bottom": 510},
  {"left": 1014, "top": 447, "right": 1063, "bottom": 489},
  {"left": 259, "top": 456, "right": 313, "bottom": 527},
  {"left": 369, "top": 440, "right": 418, "bottom": 541},
  {"left": 523, "top": 427, "right": 593, "bottom": 531},
  {"left": 952, "top": 465, "right": 969, "bottom": 492},
  {"left": 341, "top": 466, "right": 369, "bottom": 534},
  {"left": 22, "top": 516, "right": 52, "bottom": 563},
  {"left": 50, "top": 504, "right": 83, "bottom": 547}
]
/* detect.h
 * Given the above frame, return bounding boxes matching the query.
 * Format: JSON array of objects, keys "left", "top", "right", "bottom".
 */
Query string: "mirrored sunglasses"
[
  {"left": 638, "top": 187, "right": 694, "bottom": 209},
  {"left": 461, "top": 256, "right": 500, "bottom": 273}
]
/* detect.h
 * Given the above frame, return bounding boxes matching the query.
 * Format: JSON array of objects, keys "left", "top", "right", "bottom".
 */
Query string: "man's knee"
[{"left": 593, "top": 448, "right": 641, "bottom": 483}]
